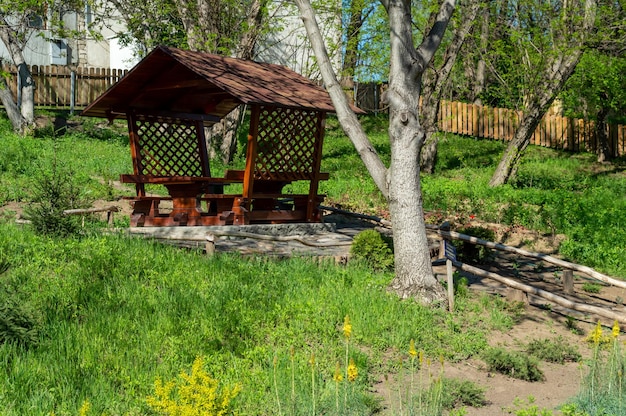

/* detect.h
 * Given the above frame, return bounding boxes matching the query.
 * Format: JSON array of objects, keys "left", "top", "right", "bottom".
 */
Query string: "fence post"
[{"left": 70, "top": 70, "right": 76, "bottom": 115}]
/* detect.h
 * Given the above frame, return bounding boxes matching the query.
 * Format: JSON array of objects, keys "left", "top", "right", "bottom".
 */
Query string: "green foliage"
[
  {"left": 0, "top": 261, "right": 39, "bottom": 349},
  {"left": 454, "top": 226, "right": 496, "bottom": 264},
  {"left": 482, "top": 347, "right": 544, "bottom": 382},
  {"left": 506, "top": 396, "right": 558, "bottom": 416},
  {"left": 437, "top": 377, "right": 487, "bottom": 410},
  {"left": 147, "top": 356, "right": 241, "bottom": 416},
  {"left": 24, "top": 161, "right": 90, "bottom": 237},
  {"left": 0, "top": 220, "right": 518, "bottom": 414},
  {"left": 581, "top": 282, "right": 602, "bottom": 294},
  {"left": 350, "top": 229, "right": 394, "bottom": 271},
  {"left": 570, "top": 322, "right": 626, "bottom": 415},
  {"left": 525, "top": 337, "right": 581, "bottom": 364}
]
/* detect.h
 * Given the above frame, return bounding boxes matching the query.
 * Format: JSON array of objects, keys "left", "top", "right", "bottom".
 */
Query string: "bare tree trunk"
[
  {"left": 472, "top": 7, "right": 489, "bottom": 104},
  {"left": 382, "top": 0, "right": 454, "bottom": 302},
  {"left": 296, "top": 0, "right": 455, "bottom": 303},
  {"left": 295, "top": 0, "right": 388, "bottom": 197},
  {"left": 0, "top": 20, "right": 35, "bottom": 135},
  {"left": 0, "top": 76, "right": 25, "bottom": 133},
  {"left": 420, "top": 0, "right": 480, "bottom": 174},
  {"left": 595, "top": 105, "right": 611, "bottom": 162}
]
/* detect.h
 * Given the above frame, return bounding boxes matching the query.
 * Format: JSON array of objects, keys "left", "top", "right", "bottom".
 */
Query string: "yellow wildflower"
[
  {"left": 342, "top": 315, "right": 352, "bottom": 340},
  {"left": 309, "top": 352, "right": 316, "bottom": 366},
  {"left": 409, "top": 339, "right": 417, "bottom": 358},
  {"left": 333, "top": 362, "right": 343, "bottom": 382},
  {"left": 347, "top": 358, "right": 358, "bottom": 382},
  {"left": 612, "top": 320, "right": 620, "bottom": 339},
  {"left": 589, "top": 321, "right": 603, "bottom": 344},
  {"left": 78, "top": 400, "right": 91, "bottom": 416}
]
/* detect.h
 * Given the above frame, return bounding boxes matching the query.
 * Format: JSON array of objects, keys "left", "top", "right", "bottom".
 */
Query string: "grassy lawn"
[{"left": 0, "top": 111, "right": 625, "bottom": 415}]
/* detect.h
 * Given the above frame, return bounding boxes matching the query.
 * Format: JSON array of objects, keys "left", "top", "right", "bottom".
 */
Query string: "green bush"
[
  {"left": 438, "top": 377, "right": 487, "bottom": 409},
  {"left": 24, "top": 162, "right": 91, "bottom": 237},
  {"left": 350, "top": 229, "right": 394, "bottom": 270},
  {"left": 482, "top": 347, "right": 545, "bottom": 381},
  {"left": 455, "top": 226, "right": 496, "bottom": 264},
  {"left": 525, "top": 337, "right": 581, "bottom": 364}
]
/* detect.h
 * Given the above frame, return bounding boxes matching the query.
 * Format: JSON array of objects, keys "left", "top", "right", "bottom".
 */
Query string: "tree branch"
[{"left": 294, "top": 0, "right": 389, "bottom": 198}]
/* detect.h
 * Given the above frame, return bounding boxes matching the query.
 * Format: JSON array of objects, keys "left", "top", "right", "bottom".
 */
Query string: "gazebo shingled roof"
[{"left": 81, "top": 45, "right": 358, "bottom": 121}]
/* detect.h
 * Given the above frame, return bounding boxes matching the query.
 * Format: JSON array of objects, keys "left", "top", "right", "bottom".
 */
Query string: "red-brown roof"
[{"left": 82, "top": 46, "right": 360, "bottom": 121}]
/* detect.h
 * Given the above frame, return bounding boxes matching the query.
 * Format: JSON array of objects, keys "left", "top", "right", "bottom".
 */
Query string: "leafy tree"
[
  {"left": 0, "top": 0, "right": 87, "bottom": 135},
  {"left": 487, "top": 0, "right": 598, "bottom": 186},
  {"left": 296, "top": 0, "right": 457, "bottom": 303},
  {"left": 561, "top": 51, "right": 626, "bottom": 161}
]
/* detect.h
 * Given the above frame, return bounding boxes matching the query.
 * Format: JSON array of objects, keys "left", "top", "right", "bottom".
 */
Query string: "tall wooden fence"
[
  {"left": 438, "top": 100, "right": 626, "bottom": 158},
  {"left": 2, "top": 64, "right": 128, "bottom": 109}
]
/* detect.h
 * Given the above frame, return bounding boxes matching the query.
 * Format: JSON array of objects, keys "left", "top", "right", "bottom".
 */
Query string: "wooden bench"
[{"left": 120, "top": 170, "right": 329, "bottom": 226}]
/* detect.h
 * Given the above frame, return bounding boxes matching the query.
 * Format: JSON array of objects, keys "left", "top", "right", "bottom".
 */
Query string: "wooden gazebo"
[{"left": 82, "top": 46, "right": 358, "bottom": 227}]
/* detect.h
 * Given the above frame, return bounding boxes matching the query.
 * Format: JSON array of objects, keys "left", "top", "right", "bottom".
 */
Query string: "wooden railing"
[
  {"left": 438, "top": 100, "right": 626, "bottom": 158},
  {"left": 2, "top": 64, "right": 128, "bottom": 108}
]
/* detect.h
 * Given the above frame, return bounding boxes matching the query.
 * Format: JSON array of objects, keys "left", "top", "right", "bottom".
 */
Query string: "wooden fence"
[
  {"left": 3, "top": 69, "right": 625, "bottom": 157},
  {"left": 2, "top": 64, "right": 128, "bottom": 108},
  {"left": 438, "top": 100, "right": 626, "bottom": 158}
]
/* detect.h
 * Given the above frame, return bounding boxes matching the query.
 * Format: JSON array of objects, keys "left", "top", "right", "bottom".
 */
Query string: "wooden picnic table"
[{"left": 120, "top": 171, "right": 329, "bottom": 226}]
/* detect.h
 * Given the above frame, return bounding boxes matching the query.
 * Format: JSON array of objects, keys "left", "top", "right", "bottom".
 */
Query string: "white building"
[{"left": 0, "top": 2, "right": 139, "bottom": 70}]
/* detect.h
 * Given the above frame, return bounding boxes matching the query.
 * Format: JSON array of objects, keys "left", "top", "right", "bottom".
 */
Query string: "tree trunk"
[
  {"left": 0, "top": 76, "right": 25, "bottom": 133},
  {"left": 488, "top": 110, "right": 542, "bottom": 186},
  {"left": 296, "top": 0, "right": 455, "bottom": 303},
  {"left": 595, "top": 106, "right": 611, "bottom": 162},
  {"left": 419, "top": 0, "right": 480, "bottom": 174},
  {"left": 382, "top": 0, "right": 454, "bottom": 303},
  {"left": 0, "top": 21, "right": 35, "bottom": 134}
]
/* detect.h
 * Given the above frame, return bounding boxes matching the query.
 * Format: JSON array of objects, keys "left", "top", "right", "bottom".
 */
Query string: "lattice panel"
[
  {"left": 134, "top": 116, "right": 204, "bottom": 177},
  {"left": 255, "top": 107, "right": 320, "bottom": 180}
]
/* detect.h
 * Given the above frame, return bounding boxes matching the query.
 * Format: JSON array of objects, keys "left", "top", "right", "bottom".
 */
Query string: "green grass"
[{"left": 0, "top": 221, "right": 511, "bottom": 415}]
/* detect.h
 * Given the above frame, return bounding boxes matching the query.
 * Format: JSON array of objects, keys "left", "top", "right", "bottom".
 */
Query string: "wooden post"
[
  {"left": 447, "top": 258, "right": 455, "bottom": 312},
  {"left": 205, "top": 234, "right": 215, "bottom": 256},
  {"left": 563, "top": 269, "right": 574, "bottom": 295}
]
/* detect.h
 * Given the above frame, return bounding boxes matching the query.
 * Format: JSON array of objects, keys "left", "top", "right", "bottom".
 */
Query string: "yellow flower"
[
  {"left": 333, "top": 362, "right": 343, "bottom": 382},
  {"left": 342, "top": 315, "right": 352, "bottom": 340},
  {"left": 78, "top": 400, "right": 91, "bottom": 416},
  {"left": 612, "top": 320, "right": 620, "bottom": 339},
  {"left": 409, "top": 339, "right": 417, "bottom": 358},
  {"left": 347, "top": 359, "right": 358, "bottom": 382},
  {"left": 589, "top": 321, "right": 603, "bottom": 344},
  {"left": 309, "top": 352, "right": 316, "bottom": 366}
]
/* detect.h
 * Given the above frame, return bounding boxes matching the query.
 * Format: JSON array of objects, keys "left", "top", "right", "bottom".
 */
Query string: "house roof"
[{"left": 81, "top": 45, "right": 360, "bottom": 122}]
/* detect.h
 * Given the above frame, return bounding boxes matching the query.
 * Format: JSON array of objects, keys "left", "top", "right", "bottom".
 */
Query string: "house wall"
[
  {"left": 255, "top": 0, "right": 342, "bottom": 80},
  {"left": 0, "top": 2, "right": 138, "bottom": 70}
]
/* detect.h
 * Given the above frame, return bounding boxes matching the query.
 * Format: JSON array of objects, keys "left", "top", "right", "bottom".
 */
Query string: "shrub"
[
  {"left": 438, "top": 378, "right": 487, "bottom": 409},
  {"left": 147, "top": 356, "right": 241, "bottom": 416},
  {"left": 525, "top": 337, "right": 581, "bottom": 364},
  {"left": 454, "top": 226, "right": 496, "bottom": 264},
  {"left": 24, "top": 161, "right": 90, "bottom": 237},
  {"left": 482, "top": 347, "right": 544, "bottom": 382},
  {"left": 350, "top": 229, "right": 394, "bottom": 270},
  {"left": 581, "top": 282, "right": 602, "bottom": 294}
]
